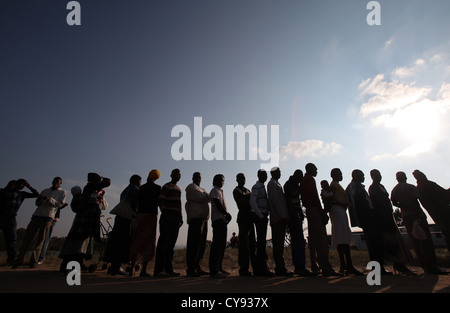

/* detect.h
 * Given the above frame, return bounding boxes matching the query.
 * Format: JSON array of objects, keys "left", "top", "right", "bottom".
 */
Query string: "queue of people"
[{"left": 1, "top": 164, "right": 449, "bottom": 278}]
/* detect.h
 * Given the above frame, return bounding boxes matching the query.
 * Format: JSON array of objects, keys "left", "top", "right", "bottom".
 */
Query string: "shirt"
[
  {"left": 267, "top": 178, "right": 289, "bottom": 225},
  {"left": 32, "top": 187, "right": 66, "bottom": 220},
  {"left": 138, "top": 181, "right": 161, "bottom": 215},
  {"left": 185, "top": 183, "right": 210, "bottom": 223},
  {"left": 159, "top": 182, "right": 182, "bottom": 214},
  {"left": 250, "top": 181, "right": 269, "bottom": 219},
  {"left": 391, "top": 182, "right": 426, "bottom": 218},
  {"left": 233, "top": 186, "right": 251, "bottom": 223},
  {"left": 210, "top": 187, "right": 228, "bottom": 223},
  {"left": 300, "top": 173, "right": 322, "bottom": 208}
]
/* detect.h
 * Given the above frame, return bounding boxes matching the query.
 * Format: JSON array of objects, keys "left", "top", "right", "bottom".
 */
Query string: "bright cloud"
[
  {"left": 280, "top": 140, "right": 342, "bottom": 162},
  {"left": 359, "top": 55, "right": 450, "bottom": 158}
]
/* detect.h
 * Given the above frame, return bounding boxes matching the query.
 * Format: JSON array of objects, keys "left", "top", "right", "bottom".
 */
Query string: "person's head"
[
  {"left": 87, "top": 173, "right": 102, "bottom": 183},
  {"left": 351, "top": 169, "right": 365, "bottom": 183},
  {"left": 170, "top": 168, "right": 181, "bottom": 184},
  {"left": 147, "top": 169, "right": 161, "bottom": 182},
  {"left": 257, "top": 169, "right": 268, "bottom": 183},
  {"left": 412, "top": 170, "right": 427, "bottom": 183},
  {"left": 370, "top": 169, "right": 382, "bottom": 184},
  {"left": 130, "top": 175, "right": 142, "bottom": 187},
  {"left": 192, "top": 172, "right": 202, "bottom": 186},
  {"left": 16, "top": 179, "right": 27, "bottom": 190},
  {"left": 396, "top": 171, "right": 407, "bottom": 183},
  {"left": 320, "top": 180, "right": 330, "bottom": 190},
  {"left": 5, "top": 180, "right": 17, "bottom": 191},
  {"left": 305, "top": 163, "right": 318, "bottom": 177},
  {"left": 330, "top": 168, "right": 343, "bottom": 182},
  {"left": 52, "top": 177, "right": 62, "bottom": 189},
  {"left": 270, "top": 167, "right": 281, "bottom": 180},
  {"left": 292, "top": 169, "right": 303, "bottom": 183},
  {"left": 236, "top": 173, "right": 245, "bottom": 187},
  {"left": 213, "top": 174, "right": 225, "bottom": 188},
  {"left": 71, "top": 186, "right": 82, "bottom": 196}
]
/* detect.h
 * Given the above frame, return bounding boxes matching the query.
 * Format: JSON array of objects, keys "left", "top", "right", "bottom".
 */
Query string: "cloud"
[
  {"left": 280, "top": 140, "right": 342, "bottom": 162},
  {"left": 359, "top": 54, "right": 450, "bottom": 158}
]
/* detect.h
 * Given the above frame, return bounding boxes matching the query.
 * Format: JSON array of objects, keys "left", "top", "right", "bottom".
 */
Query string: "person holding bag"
[{"left": 104, "top": 175, "right": 141, "bottom": 275}]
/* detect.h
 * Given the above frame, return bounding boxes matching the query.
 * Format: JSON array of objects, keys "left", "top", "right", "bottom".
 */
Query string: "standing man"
[
  {"left": 391, "top": 172, "right": 447, "bottom": 275},
  {"left": 301, "top": 163, "right": 337, "bottom": 276},
  {"left": 250, "top": 170, "right": 273, "bottom": 276},
  {"left": 346, "top": 169, "right": 389, "bottom": 275},
  {"left": 185, "top": 172, "right": 210, "bottom": 277},
  {"left": 14, "top": 177, "right": 67, "bottom": 268},
  {"left": 154, "top": 169, "right": 183, "bottom": 277},
  {"left": 267, "top": 167, "right": 293, "bottom": 276},
  {"left": 284, "top": 170, "right": 313, "bottom": 276},
  {"left": 209, "top": 174, "right": 232, "bottom": 278},
  {"left": 233, "top": 173, "right": 256, "bottom": 276},
  {"left": 413, "top": 170, "right": 450, "bottom": 253},
  {"left": 0, "top": 179, "right": 39, "bottom": 265}
]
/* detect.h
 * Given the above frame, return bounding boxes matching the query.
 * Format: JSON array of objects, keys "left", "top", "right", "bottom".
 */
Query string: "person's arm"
[
  {"left": 250, "top": 188, "right": 264, "bottom": 219},
  {"left": 23, "top": 181, "right": 39, "bottom": 199}
]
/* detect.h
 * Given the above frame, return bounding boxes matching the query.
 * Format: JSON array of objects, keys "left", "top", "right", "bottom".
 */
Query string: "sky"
[{"left": 1, "top": 0, "right": 450, "bottom": 249}]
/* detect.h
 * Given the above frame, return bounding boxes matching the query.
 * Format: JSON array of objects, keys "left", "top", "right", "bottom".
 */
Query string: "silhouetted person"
[
  {"left": 233, "top": 173, "right": 256, "bottom": 276},
  {"left": 105, "top": 175, "right": 141, "bottom": 275},
  {"left": 14, "top": 177, "right": 67, "bottom": 268},
  {"left": 209, "top": 174, "right": 232, "bottom": 278},
  {"left": 0, "top": 179, "right": 39, "bottom": 265},
  {"left": 154, "top": 169, "right": 183, "bottom": 277},
  {"left": 129, "top": 170, "right": 162, "bottom": 277},
  {"left": 267, "top": 167, "right": 293, "bottom": 276},
  {"left": 185, "top": 172, "right": 210, "bottom": 277},
  {"left": 250, "top": 170, "right": 273, "bottom": 276},
  {"left": 284, "top": 170, "right": 313, "bottom": 276},
  {"left": 369, "top": 169, "right": 414, "bottom": 275},
  {"left": 59, "top": 173, "right": 111, "bottom": 273},
  {"left": 300, "top": 163, "right": 337, "bottom": 276},
  {"left": 347, "top": 169, "right": 390, "bottom": 275},
  {"left": 391, "top": 171, "right": 447, "bottom": 275},
  {"left": 413, "top": 170, "right": 450, "bottom": 253},
  {"left": 328, "top": 168, "right": 361, "bottom": 275}
]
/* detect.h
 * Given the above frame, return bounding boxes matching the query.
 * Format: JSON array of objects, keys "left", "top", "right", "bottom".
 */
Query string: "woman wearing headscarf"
[
  {"left": 59, "top": 173, "right": 111, "bottom": 272},
  {"left": 129, "top": 170, "right": 162, "bottom": 277}
]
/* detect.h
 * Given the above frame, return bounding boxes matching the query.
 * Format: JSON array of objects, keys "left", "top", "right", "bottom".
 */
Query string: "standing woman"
[
  {"left": 104, "top": 174, "right": 141, "bottom": 275},
  {"left": 59, "top": 173, "right": 111, "bottom": 272},
  {"left": 329, "top": 168, "right": 362, "bottom": 275}
]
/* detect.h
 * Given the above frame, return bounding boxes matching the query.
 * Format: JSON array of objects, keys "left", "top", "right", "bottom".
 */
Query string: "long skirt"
[
  {"left": 329, "top": 204, "right": 353, "bottom": 246},
  {"left": 129, "top": 213, "right": 158, "bottom": 263}
]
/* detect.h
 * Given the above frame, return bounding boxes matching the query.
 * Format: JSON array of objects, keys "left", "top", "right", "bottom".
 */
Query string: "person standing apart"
[
  {"left": 185, "top": 172, "right": 210, "bottom": 277},
  {"left": 154, "top": 169, "right": 183, "bottom": 277},
  {"left": 209, "top": 174, "right": 232, "bottom": 278}
]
